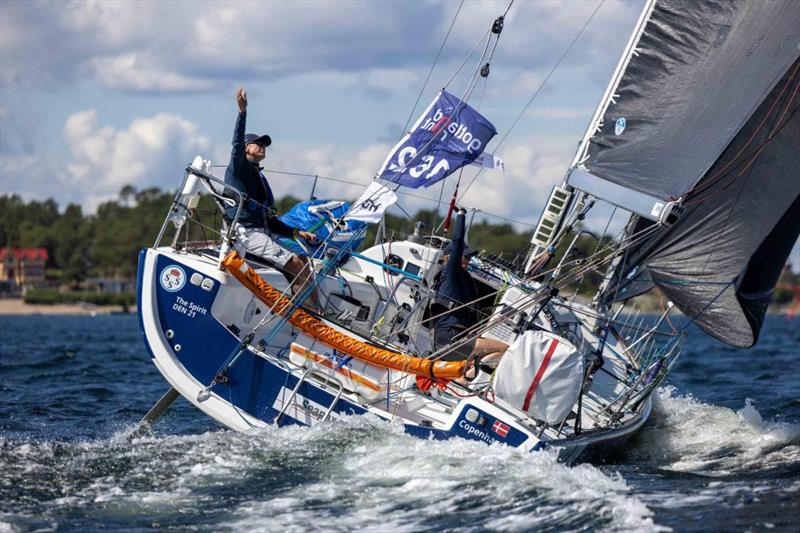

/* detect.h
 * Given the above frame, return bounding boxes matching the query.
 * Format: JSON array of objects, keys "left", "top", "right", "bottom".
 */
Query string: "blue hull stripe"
[{"left": 140, "top": 251, "right": 538, "bottom": 448}]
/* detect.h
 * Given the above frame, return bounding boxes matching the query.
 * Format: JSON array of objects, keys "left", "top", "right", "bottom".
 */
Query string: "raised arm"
[
  {"left": 230, "top": 88, "right": 248, "bottom": 175},
  {"left": 444, "top": 209, "right": 466, "bottom": 276}
]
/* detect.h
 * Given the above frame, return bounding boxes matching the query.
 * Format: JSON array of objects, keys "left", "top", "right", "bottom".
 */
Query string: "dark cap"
[{"left": 244, "top": 133, "right": 272, "bottom": 147}]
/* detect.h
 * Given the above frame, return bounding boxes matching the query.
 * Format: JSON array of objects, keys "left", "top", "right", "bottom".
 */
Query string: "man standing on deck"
[{"left": 224, "top": 87, "right": 321, "bottom": 310}]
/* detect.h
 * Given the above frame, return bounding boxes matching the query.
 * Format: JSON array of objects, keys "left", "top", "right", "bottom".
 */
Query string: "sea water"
[{"left": 0, "top": 315, "right": 798, "bottom": 531}]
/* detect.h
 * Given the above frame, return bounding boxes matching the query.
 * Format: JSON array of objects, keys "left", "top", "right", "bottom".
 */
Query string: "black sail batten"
[
  {"left": 576, "top": 0, "right": 800, "bottom": 203},
  {"left": 608, "top": 56, "right": 800, "bottom": 348}
]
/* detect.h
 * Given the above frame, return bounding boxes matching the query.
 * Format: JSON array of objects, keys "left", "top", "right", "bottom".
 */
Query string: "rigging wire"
[
  {"left": 571, "top": 205, "right": 617, "bottom": 298},
  {"left": 685, "top": 103, "right": 799, "bottom": 206},
  {"left": 443, "top": 27, "right": 494, "bottom": 89},
  {"left": 246, "top": 166, "right": 537, "bottom": 227},
  {"left": 421, "top": 221, "right": 665, "bottom": 362},
  {"left": 401, "top": 0, "right": 465, "bottom": 135},
  {"left": 683, "top": 60, "right": 800, "bottom": 203},
  {"left": 377, "top": 0, "right": 513, "bottom": 197},
  {"left": 375, "top": 218, "right": 664, "bottom": 356},
  {"left": 333, "top": 8, "right": 504, "bottom": 223},
  {"left": 684, "top": 63, "right": 800, "bottom": 205},
  {"left": 459, "top": 0, "right": 606, "bottom": 200}
]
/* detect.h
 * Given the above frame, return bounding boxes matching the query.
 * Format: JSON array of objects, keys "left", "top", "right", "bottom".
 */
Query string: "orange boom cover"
[{"left": 221, "top": 251, "right": 465, "bottom": 379}]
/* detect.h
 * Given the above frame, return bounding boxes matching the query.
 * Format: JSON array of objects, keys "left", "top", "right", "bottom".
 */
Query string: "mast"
[
  {"left": 523, "top": 0, "right": 657, "bottom": 274},
  {"left": 569, "top": 0, "right": 656, "bottom": 170},
  {"left": 565, "top": 0, "right": 673, "bottom": 222}
]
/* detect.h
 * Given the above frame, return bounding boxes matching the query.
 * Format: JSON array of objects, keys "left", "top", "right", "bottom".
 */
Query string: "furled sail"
[
  {"left": 609, "top": 57, "right": 800, "bottom": 348},
  {"left": 568, "top": 0, "right": 800, "bottom": 218}
]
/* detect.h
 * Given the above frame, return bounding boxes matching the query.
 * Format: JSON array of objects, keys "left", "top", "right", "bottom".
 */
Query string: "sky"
[
  {"left": 0, "top": 0, "right": 798, "bottom": 267},
  {"left": 0, "top": 0, "right": 647, "bottom": 223}
]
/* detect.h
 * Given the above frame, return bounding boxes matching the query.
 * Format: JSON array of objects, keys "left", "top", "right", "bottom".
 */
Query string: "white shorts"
[{"left": 235, "top": 225, "right": 293, "bottom": 269}]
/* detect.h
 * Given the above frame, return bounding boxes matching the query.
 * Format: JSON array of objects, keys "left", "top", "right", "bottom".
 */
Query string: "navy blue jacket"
[
  {"left": 224, "top": 111, "right": 294, "bottom": 237},
  {"left": 434, "top": 212, "right": 478, "bottom": 329}
]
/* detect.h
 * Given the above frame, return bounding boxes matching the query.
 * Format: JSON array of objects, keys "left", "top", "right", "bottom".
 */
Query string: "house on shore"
[{"left": 0, "top": 248, "right": 48, "bottom": 292}]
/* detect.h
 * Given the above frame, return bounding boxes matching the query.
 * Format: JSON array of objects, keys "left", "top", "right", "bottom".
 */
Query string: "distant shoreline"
[
  {"left": 0, "top": 297, "right": 792, "bottom": 318},
  {"left": 0, "top": 298, "right": 135, "bottom": 316}
]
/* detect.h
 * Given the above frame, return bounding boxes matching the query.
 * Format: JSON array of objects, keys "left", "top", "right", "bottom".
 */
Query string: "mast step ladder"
[{"left": 276, "top": 369, "right": 344, "bottom": 424}]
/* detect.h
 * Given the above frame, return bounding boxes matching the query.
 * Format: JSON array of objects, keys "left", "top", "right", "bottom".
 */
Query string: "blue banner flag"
[{"left": 375, "top": 90, "right": 497, "bottom": 189}]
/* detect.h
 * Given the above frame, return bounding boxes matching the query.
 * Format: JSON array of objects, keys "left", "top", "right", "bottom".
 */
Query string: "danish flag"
[{"left": 492, "top": 420, "right": 509, "bottom": 437}]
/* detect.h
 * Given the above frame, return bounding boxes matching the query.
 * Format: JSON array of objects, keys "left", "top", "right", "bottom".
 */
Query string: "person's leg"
[
  {"left": 433, "top": 325, "right": 474, "bottom": 361},
  {"left": 238, "top": 227, "right": 321, "bottom": 310},
  {"left": 461, "top": 337, "right": 509, "bottom": 382},
  {"left": 472, "top": 337, "right": 509, "bottom": 363},
  {"left": 282, "top": 255, "right": 322, "bottom": 311}
]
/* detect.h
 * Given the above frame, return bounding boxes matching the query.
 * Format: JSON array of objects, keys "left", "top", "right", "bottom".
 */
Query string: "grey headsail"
[
  {"left": 568, "top": 0, "right": 800, "bottom": 215},
  {"left": 609, "top": 57, "right": 800, "bottom": 348}
]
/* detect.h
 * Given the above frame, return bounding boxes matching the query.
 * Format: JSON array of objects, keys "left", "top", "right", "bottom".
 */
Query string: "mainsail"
[
  {"left": 610, "top": 57, "right": 800, "bottom": 348},
  {"left": 568, "top": 0, "right": 799, "bottom": 217},
  {"left": 566, "top": 0, "right": 800, "bottom": 347}
]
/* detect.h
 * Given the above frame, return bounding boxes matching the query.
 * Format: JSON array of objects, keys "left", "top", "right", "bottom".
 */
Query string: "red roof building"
[{"left": 0, "top": 247, "right": 48, "bottom": 287}]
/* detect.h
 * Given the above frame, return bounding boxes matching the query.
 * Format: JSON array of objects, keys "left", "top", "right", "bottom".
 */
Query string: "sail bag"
[{"left": 493, "top": 331, "right": 584, "bottom": 425}]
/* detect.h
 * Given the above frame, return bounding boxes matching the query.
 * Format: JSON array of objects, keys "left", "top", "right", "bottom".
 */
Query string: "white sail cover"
[{"left": 493, "top": 331, "right": 584, "bottom": 425}]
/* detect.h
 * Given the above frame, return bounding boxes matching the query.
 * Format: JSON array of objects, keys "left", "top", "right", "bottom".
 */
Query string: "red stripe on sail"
[{"left": 521, "top": 339, "right": 559, "bottom": 411}]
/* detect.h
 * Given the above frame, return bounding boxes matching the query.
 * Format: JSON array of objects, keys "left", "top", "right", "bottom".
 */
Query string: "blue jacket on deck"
[
  {"left": 223, "top": 111, "right": 294, "bottom": 237},
  {"left": 434, "top": 211, "right": 478, "bottom": 329}
]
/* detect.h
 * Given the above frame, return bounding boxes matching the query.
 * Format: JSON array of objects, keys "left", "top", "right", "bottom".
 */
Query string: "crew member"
[
  {"left": 432, "top": 208, "right": 508, "bottom": 371},
  {"left": 224, "top": 87, "right": 321, "bottom": 310}
]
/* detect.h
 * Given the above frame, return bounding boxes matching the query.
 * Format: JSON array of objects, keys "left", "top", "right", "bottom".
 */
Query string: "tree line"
[
  {"left": 3, "top": 186, "right": 796, "bottom": 305},
  {"left": 0, "top": 186, "right": 539, "bottom": 285},
  {"left": 1, "top": 188, "right": 176, "bottom": 285}
]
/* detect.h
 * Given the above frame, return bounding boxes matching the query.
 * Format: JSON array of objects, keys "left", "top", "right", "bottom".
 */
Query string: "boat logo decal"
[
  {"left": 614, "top": 117, "right": 626, "bottom": 135},
  {"left": 160, "top": 264, "right": 186, "bottom": 292}
]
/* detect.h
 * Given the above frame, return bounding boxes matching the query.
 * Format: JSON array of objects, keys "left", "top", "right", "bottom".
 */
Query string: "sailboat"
[{"left": 134, "top": 0, "right": 800, "bottom": 464}]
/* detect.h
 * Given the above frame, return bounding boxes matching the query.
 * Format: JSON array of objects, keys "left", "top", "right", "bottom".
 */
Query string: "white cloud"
[
  {"left": 59, "top": 109, "right": 214, "bottom": 210},
  {"left": 459, "top": 139, "right": 571, "bottom": 226},
  {"left": 531, "top": 107, "right": 594, "bottom": 120},
  {"left": 258, "top": 143, "right": 386, "bottom": 204},
  {"left": 1, "top": 1, "right": 642, "bottom": 94},
  {"left": 90, "top": 54, "right": 216, "bottom": 93}
]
